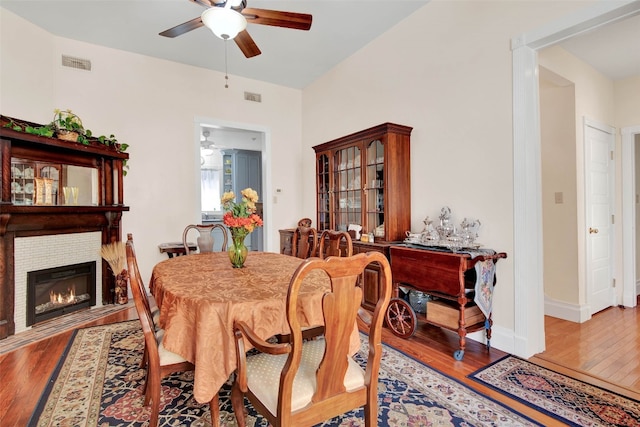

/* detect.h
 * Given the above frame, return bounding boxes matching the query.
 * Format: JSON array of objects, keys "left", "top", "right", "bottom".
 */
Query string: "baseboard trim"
[
  {"left": 467, "top": 324, "right": 515, "bottom": 355},
  {"left": 544, "top": 296, "right": 590, "bottom": 323}
]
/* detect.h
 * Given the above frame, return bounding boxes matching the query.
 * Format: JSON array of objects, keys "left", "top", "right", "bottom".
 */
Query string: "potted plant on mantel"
[
  {"left": 1, "top": 109, "right": 129, "bottom": 173},
  {"left": 1, "top": 109, "right": 128, "bottom": 152}
]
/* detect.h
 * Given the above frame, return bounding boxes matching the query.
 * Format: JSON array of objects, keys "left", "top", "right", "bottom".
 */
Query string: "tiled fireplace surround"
[{"left": 13, "top": 232, "right": 104, "bottom": 334}]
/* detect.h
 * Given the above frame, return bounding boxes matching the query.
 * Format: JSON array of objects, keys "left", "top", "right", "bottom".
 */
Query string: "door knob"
[{"left": 589, "top": 227, "right": 599, "bottom": 234}]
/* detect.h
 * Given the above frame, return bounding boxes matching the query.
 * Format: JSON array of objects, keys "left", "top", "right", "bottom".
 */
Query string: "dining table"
[{"left": 149, "top": 251, "right": 361, "bottom": 407}]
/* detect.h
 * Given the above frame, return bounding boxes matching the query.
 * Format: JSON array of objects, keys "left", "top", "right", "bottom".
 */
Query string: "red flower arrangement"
[
  {"left": 221, "top": 188, "right": 263, "bottom": 234},
  {"left": 221, "top": 188, "right": 263, "bottom": 267}
]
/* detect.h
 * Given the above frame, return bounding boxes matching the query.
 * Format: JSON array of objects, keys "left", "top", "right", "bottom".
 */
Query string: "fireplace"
[{"left": 26, "top": 262, "right": 96, "bottom": 326}]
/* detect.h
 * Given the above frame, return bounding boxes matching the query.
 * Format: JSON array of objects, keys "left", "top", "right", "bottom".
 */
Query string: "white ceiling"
[
  {"left": 555, "top": 11, "right": 640, "bottom": 81},
  {"left": 0, "top": 0, "right": 429, "bottom": 89},
  {"left": 1, "top": 1, "right": 638, "bottom": 89}
]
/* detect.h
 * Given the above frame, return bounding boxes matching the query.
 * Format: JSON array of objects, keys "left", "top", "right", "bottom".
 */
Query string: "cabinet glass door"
[
  {"left": 333, "top": 145, "right": 361, "bottom": 232},
  {"left": 317, "top": 154, "right": 330, "bottom": 230},
  {"left": 366, "top": 139, "right": 384, "bottom": 235},
  {"left": 11, "top": 162, "right": 35, "bottom": 205}
]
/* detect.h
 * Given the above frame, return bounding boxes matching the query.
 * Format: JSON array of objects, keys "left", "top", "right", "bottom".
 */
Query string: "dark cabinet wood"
[
  {"left": 351, "top": 240, "right": 390, "bottom": 311},
  {"left": 312, "top": 123, "right": 412, "bottom": 243}
]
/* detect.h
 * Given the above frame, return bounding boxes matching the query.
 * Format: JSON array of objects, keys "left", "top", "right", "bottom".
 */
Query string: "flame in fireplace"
[{"left": 49, "top": 287, "right": 77, "bottom": 305}]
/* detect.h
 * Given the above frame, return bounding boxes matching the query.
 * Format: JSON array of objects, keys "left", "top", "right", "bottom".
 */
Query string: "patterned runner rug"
[
  {"left": 468, "top": 355, "right": 640, "bottom": 426},
  {"left": 31, "top": 321, "right": 542, "bottom": 426}
]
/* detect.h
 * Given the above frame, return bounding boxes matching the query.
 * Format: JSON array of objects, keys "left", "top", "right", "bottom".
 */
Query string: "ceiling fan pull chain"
[{"left": 224, "top": 39, "right": 229, "bottom": 89}]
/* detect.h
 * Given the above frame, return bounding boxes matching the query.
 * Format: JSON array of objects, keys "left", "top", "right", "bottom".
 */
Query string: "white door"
[{"left": 585, "top": 118, "right": 615, "bottom": 315}]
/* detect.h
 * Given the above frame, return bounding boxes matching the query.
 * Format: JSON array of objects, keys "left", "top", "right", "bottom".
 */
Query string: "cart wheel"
[
  {"left": 453, "top": 349, "right": 465, "bottom": 361},
  {"left": 385, "top": 298, "right": 417, "bottom": 338}
]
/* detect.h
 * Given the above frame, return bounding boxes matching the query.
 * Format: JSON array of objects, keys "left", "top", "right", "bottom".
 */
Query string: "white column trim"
[
  {"left": 512, "top": 44, "right": 545, "bottom": 357},
  {"left": 622, "top": 125, "right": 640, "bottom": 307}
]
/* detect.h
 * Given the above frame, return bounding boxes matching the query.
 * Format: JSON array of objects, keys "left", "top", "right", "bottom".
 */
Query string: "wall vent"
[
  {"left": 244, "top": 92, "right": 262, "bottom": 103},
  {"left": 61, "top": 55, "right": 92, "bottom": 71}
]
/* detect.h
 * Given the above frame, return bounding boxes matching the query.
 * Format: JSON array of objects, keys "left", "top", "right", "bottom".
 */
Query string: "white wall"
[
  {"left": 1, "top": 8, "right": 305, "bottom": 283},
  {"left": 301, "top": 0, "right": 590, "bottom": 349},
  {"left": 539, "top": 71, "right": 579, "bottom": 304}
]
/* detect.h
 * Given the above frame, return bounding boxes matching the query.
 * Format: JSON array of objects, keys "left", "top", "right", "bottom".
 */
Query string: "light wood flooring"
[{"left": 0, "top": 303, "right": 638, "bottom": 426}]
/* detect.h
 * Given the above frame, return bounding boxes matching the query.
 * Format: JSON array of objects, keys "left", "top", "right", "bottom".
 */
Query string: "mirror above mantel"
[{"left": 10, "top": 159, "right": 98, "bottom": 206}]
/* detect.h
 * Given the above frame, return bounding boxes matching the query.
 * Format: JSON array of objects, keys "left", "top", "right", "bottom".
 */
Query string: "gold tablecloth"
[{"left": 150, "top": 251, "right": 360, "bottom": 404}]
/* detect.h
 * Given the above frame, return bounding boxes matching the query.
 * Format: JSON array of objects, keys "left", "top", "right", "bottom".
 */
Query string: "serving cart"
[{"left": 386, "top": 244, "right": 507, "bottom": 360}]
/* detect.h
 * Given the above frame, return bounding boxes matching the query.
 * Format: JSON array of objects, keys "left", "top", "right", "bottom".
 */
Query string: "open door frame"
[
  {"left": 622, "top": 125, "right": 640, "bottom": 307},
  {"left": 193, "top": 116, "right": 272, "bottom": 251},
  {"left": 512, "top": 0, "right": 640, "bottom": 358}
]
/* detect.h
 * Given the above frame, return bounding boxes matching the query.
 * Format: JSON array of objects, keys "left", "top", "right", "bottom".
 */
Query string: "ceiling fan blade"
[
  {"left": 241, "top": 8, "right": 312, "bottom": 31},
  {"left": 189, "top": 0, "right": 213, "bottom": 7},
  {"left": 235, "top": 30, "right": 261, "bottom": 58},
  {"left": 159, "top": 16, "right": 204, "bottom": 38}
]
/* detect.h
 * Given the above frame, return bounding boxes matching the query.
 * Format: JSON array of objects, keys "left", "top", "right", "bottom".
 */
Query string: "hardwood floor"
[
  {"left": 1, "top": 304, "right": 638, "bottom": 426},
  {"left": 532, "top": 304, "right": 640, "bottom": 395}
]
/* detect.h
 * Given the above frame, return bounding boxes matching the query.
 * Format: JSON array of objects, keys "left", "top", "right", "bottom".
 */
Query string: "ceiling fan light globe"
[{"left": 201, "top": 7, "right": 247, "bottom": 40}]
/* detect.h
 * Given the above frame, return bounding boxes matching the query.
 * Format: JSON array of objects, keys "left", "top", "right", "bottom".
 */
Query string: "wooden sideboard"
[
  {"left": 279, "top": 229, "right": 391, "bottom": 311},
  {"left": 0, "top": 119, "right": 129, "bottom": 339}
]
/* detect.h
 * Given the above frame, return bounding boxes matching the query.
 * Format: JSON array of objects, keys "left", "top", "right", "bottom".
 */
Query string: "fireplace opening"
[{"left": 27, "top": 261, "right": 96, "bottom": 326}]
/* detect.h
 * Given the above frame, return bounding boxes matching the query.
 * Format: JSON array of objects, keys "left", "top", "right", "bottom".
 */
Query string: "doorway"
[
  {"left": 512, "top": 1, "right": 640, "bottom": 357},
  {"left": 195, "top": 117, "right": 269, "bottom": 251},
  {"left": 539, "top": 70, "right": 617, "bottom": 321}
]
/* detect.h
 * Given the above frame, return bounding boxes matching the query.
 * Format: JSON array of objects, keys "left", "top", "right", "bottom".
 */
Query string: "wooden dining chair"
[
  {"left": 126, "top": 237, "right": 220, "bottom": 427},
  {"left": 297, "top": 217, "right": 313, "bottom": 227},
  {"left": 231, "top": 251, "right": 392, "bottom": 427},
  {"left": 126, "top": 234, "right": 161, "bottom": 369},
  {"left": 126, "top": 234, "right": 160, "bottom": 324},
  {"left": 291, "top": 225, "right": 319, "bottom": 259},
  {"left": 182, "top": 224, "right": 229, "bottom": 254},
  {"left": 318, "top": 229, "right": 353, "bottom": 259}
]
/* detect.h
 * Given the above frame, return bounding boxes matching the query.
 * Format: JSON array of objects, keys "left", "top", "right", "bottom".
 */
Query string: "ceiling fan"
[
  {"left": 201, "top": 129, "right": 227, "bottom": 154},
  {"left": 159, "top": 0, "right": 313, "bottom": 58}
]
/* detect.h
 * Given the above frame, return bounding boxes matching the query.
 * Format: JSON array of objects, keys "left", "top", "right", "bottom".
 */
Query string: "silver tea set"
[{"left": 404, "top": 206, "right": 481, "bottom": 250}]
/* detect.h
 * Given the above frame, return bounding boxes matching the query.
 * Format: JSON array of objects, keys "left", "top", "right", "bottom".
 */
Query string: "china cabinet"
[
  {"left": 312, "top": 122, "right": 412, "bottom": 242},
  {"left": 280, "top": 122, "right": 412, "bottom": 311}
]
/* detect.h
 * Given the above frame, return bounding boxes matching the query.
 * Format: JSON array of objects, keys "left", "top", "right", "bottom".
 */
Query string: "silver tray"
[{"left": 403, "top": 239, "right": 482, "bottom": 250}]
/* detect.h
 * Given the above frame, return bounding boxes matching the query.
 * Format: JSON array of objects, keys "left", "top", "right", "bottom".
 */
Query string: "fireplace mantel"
[{"left": 0, "top": 118, "right": 129, "bottom": 339}]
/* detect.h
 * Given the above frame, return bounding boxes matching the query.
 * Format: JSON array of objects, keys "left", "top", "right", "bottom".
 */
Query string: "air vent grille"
[
  {"left": 61, "top": 55, "right": 92, "bottom": 71},
  {"left": 244, "top": 92, "right": 262, "bottom": 103}
]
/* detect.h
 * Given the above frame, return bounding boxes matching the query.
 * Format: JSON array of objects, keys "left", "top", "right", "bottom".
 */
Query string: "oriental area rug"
[
  {"left": 31, "top": 320, "right": 542, "bottom": 426},
  {"left": 468, "top": 356, "right": 640, "bottom": 427}
]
